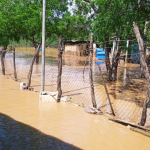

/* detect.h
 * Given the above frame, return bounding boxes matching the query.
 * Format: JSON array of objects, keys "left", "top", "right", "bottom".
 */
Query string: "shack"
[{"left": 64, "top": 41, "right": 88, "bottom": 56}]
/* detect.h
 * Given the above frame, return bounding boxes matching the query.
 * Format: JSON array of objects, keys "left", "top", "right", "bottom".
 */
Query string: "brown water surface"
[
  {"left": 0, "top": 75, "right": 150, "bottom": 150},
  {"left": 2, "top": 50, "right": 150, "bottom": 124}
]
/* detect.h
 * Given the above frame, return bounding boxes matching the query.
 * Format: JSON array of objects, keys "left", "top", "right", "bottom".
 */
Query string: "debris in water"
[
  {"left": 60, "top": 96, "right": 68, "bottom": 102},
  {"left": 126, "top": 125, "right": 131, "bottom": 129},
  {"left": 84, "top": 107, "right": 102, "bottom": 115},
  {"left": 117, "top": 88, "right": 122, "bottom": 93}
]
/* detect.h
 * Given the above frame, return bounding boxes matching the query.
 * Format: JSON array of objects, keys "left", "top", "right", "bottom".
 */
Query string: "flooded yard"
[
  {"left": 0, "top": 74, "right": 150, "bottom": 150},
  {"left": 2, "top": 48, "right": 150, "bottom": 125},
  {"left": 0, "top": 47, "right": 150, "bottom": 147}
]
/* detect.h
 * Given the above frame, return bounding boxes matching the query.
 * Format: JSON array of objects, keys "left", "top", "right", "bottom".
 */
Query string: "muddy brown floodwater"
[{"left": 0, "top": 75, "right": 150, "bottom": 150}]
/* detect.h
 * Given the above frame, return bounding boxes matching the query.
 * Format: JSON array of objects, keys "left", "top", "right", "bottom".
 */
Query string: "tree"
[
  {"left": 124, "top": 0, "right": 150, "bottom": 126},
  {"left": 0, "top": 0, "right": 70, "bottom": 62},
  {"left": 94, "top": 0, "right": 150, "bottom": 125},
  {"left": 74, "top": 0, "right": 134, "bottom": 81},
  {"left": 0, "top": 0, "right": 90, "bottom": 87},
  {"left": 75, "top": 0, "right": 150, "bottom": 125}
]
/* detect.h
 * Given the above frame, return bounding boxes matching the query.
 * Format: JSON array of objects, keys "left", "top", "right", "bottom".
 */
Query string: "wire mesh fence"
[{"left": 0, "top": 42, "right": 150, "bottom": 128}]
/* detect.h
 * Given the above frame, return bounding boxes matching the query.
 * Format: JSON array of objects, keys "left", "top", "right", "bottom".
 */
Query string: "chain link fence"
[{"left": 0, "top": 43, "right": 150, "bottom": 128}]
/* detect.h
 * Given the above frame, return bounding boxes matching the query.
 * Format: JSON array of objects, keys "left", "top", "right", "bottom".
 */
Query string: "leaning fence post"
[
  {"left": 27, "top": 45, "right": 40, "bottom": 88},
  {"left": 57, "top": 38, "right": 64, "bottom": 102},
  {"left": 1, "top": 49, "right": 5, "bottom": 75},
  {"left": 13, "top": 47, "right": 17, "bottom": 80},
  {"left": 89, "top": 33, "right": 97, "bottom": 108},
  {"left": 98, "top": 65, "right": 115, "bottom": 116}
]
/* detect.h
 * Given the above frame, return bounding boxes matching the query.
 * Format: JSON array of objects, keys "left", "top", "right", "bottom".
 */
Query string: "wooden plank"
[{"left": 109, "top": 118, "right": 150, "bottom": 131}]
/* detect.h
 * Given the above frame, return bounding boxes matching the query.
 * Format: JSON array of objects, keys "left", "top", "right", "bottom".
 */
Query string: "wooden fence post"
[
  {"left": 89, "top": 33, "right": 97, "bottom": 108},
  {"left": 98, "top": 65, "right": 115, "bottom": 116},
  {"left": 133, "top": 22, "right": 150, "bottom": 126},
  {"left": 1, "top": 49, "right": 5, "bottom": 75},
  {"left": 13, "top": 47, "right": 17, "bottom": 80},
  {"left": 27, "top": 45, "right": 40, "bottom": 88},
  {"left": 57, "top": 38, "right": 64, "bottom": 102}
]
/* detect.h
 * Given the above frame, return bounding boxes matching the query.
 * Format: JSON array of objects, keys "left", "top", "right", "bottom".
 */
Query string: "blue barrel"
[
  {"left": 95, "top": 61, "right": 104, "bottom": 65},
  {"left": 40, "top": 47, "right": 42, "bottom": 51},
  {"left": 96, "top": 48, "right": 105, "bottom": 60},
  {"left": 97, "top": 51, "right": 105, "bottom": 59}
]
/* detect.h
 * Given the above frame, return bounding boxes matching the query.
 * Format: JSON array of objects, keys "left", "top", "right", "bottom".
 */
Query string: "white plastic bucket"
[{"left": 20, "top": 82, "right": 26, "bottom": 90}]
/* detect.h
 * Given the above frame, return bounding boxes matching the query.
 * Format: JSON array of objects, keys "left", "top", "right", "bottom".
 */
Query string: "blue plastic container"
[
  {"left": 96, "top": 49, "right": 105, "bottom": 60},
  {"left": 97, "top": 51, "right": 105, "bottom": 60},
  {"left": 95, "top": 61, "right": 104, "bottom": 65},
  {"left": 40, "top": 47, "right": 42, "bottom": 51}
]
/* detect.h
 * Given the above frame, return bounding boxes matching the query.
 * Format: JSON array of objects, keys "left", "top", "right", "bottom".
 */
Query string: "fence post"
[
  {"left": 57, "top": 38, "right": 64, "bottom": 102},
  {"left": 13, "top": 47, "right": 17, "bottom": 80},
  {"left": 41, "top": 0, "right": 46, "bottom": 91},
  {"left": 1, "top": 49, "right": 5, "bottom": 75},
  {"left": 89, "top": 33, "right": 97, "bottom": 108},
  {"left": 27, "top": 45, "right": 40, "bottom": 88},
  {"left": 98, "top": 65, "right": 115, "bottom": 116},
  {"left": 125, "top": 40, "right": 129, "bottom": 63}
]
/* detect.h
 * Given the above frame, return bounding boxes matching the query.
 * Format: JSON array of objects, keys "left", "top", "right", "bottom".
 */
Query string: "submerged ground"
[
  {"left": 0, "top": 74, "right": 150, "bottom": 150},
  {"left": 2, "top": 47, "right": 150, "bottom": 125}
]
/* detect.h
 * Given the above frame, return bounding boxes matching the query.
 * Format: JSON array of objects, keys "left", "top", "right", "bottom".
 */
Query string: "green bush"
[{"left": 7, "top": 44, "right": 13, "bottom": 52}]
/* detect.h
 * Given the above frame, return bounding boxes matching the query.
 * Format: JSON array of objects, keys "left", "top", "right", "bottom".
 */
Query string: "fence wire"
[{"left": 0, "top": 45, "right": 150, "bottom": 128}]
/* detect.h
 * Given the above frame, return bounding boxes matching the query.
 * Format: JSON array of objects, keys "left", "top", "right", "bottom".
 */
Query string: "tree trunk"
[
  {"left": 3, "top": 50, "right": 6, "bottom": 58},
  {"left": 36, "top": 51, "right": 40, "bottom": 64},
  {"left": 105, "top": 39, "right": 112, "bottom": 81},
  {"left": 27, "top": 45, "right": 40, "bottom": 88},
  {"left": 1, "top": 50, "right": 5, "bottom": 75},
  {"left": 13, "top": 47, "right": 17, "bottom": 80},
  {"left": 140, "top": 63, "right": 145, "bottom": 78},
  {"left": 57, "top": 39, "right": 64, "bottom": 102},
  {"left": 111, "top": 41, "right": 120, "bottom": 81},
  {"left": 133, "top": 22, "right": 150, "bottom": 126},
  {"left": 146, "top": 51, "right": 150, "bottom": 66},
  {"left": 33, "top": 42, "right": 40, "bottom": 64},
  {"left": 89, "top": 33, "right": 97, "bottom": 108}
]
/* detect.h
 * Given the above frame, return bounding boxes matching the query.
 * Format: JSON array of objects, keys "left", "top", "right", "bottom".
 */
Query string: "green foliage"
[
  {"left": 82, "top": 103, "right": 85, "bottom": 108},
  {"left": 7, "top": 44, "right": 13, "bottom": 52},
  {"left": 75, "top": 0, "right": 150, "bottom": 44},
  {"left": 0, "top": 0, "right": 85, "bottom": 47},
  {"left": 68, "top": 97, "right": 72, "bottom": 102}
]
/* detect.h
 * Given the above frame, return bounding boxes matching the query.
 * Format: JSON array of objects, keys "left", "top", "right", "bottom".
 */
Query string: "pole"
[
  {"left": 41, "top": 0, "right": 46, "bottom": 91},
  {"left": 13, "top": 47, "right": 17, "bottom": 80},
  {"left": 1, "top": 50, "right": 5, "bottom": 75},
  {"left": 112, "top": 39, "right": 115, "bottom": 55},
  {"left": 57, "top": 39, "right": 63, "bottom": 102},
  {"left": 89, "top": 33, "right": 97, "bottom": 108},
  {"left": 125, "top": 40, "right": 129, "bottom": 63}
]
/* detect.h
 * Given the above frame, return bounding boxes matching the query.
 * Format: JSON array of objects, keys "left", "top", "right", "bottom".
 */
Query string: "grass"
[{"left": 15, "top": 47, "right": 58, "bottom": 55}]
